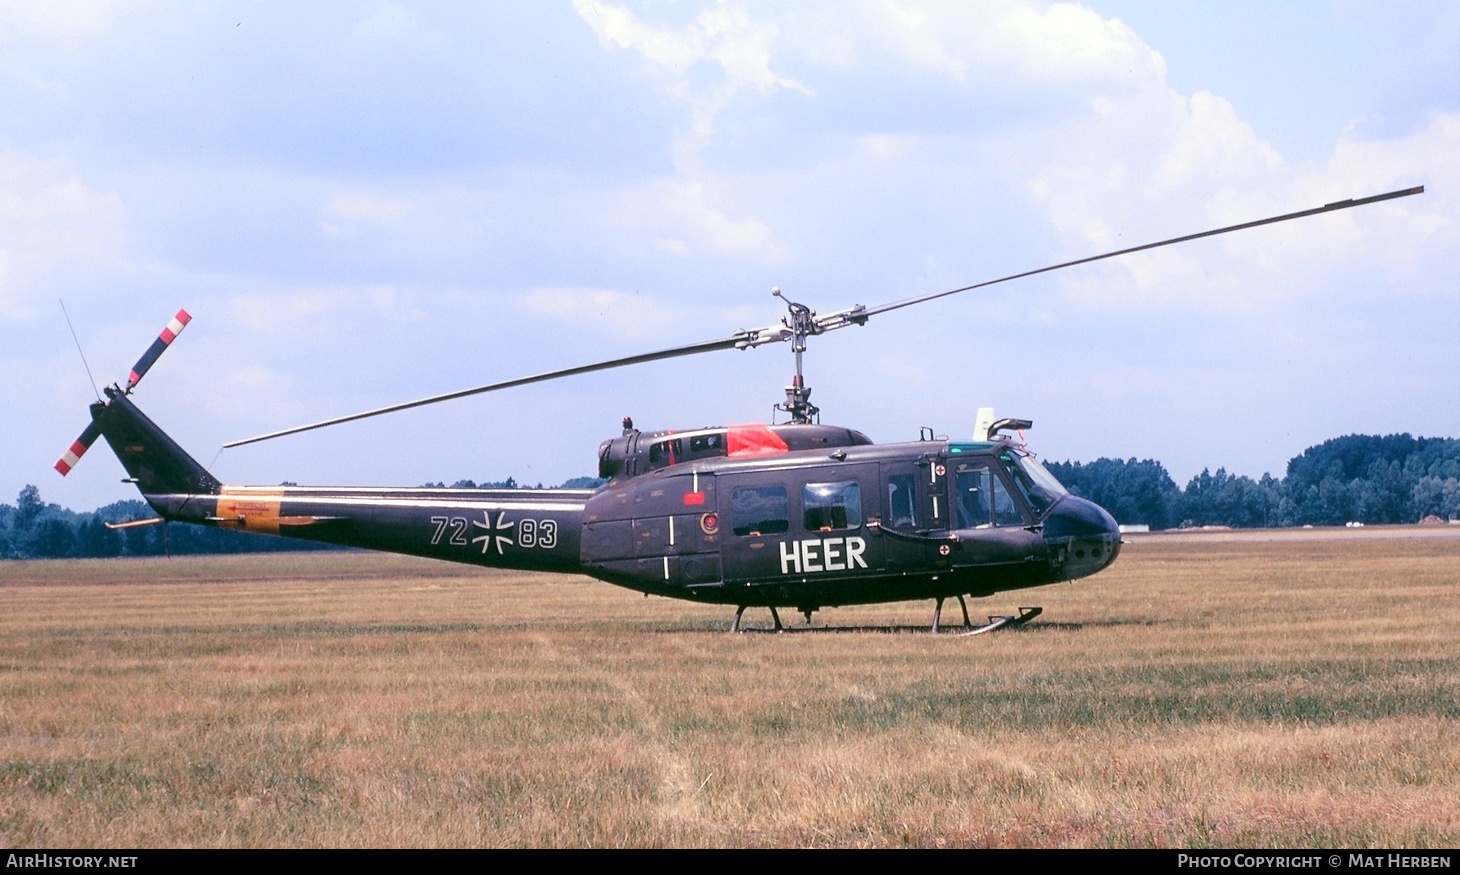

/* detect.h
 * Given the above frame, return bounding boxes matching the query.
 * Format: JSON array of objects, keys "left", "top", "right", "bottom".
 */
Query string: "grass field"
[{"left": 1, "top": 530, "right": 1456, "bottom": 847}]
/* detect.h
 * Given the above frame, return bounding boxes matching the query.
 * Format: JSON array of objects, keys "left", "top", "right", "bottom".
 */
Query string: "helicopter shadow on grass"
[{"left": 697, "top": 616, "right": 1166, "bottom": 635}]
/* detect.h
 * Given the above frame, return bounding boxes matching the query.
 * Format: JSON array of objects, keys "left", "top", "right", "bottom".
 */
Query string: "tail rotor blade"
[
  {"left": 55, "top": 420, "right": 102, "bottom": 476},
  {"left": 126, "top": 309, "right": 192, "bottom": 390}
]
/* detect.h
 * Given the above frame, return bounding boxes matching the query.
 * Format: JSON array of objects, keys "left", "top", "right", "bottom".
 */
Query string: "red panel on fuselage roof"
[{"left": 726, "top": 424, "right": 790, "bottom": 456}]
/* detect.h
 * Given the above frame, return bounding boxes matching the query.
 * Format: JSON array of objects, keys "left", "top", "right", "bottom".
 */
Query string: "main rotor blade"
[
  {"left": 851, "top": 185, "right": 1425, "bottom": 323},
  {"left": 227, "top": 185, "right": 1424, "bottom": 448},
  {"left": 224, "top": 334, "right": 749, "bottom": 448}
]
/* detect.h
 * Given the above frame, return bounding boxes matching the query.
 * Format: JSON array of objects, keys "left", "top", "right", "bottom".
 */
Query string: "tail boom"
[
  {"left": 88, "top": 390, "right": 590, "bottom": 572},
  {"left": 155, "top": 484, "right": 590, "bottom": 572}
]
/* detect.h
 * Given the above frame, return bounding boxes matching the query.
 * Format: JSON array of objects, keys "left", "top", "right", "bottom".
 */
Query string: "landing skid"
[
  {"left": 729, "top": 605, "right": 1042, "bottom": 636},
  {"left": 953, "top": 605, "right": 1043, "bottom": 636}
]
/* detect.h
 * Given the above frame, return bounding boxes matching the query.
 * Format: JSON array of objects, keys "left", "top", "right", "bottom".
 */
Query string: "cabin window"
[
  {"left": 803, "top": 481, "right": 862, "bottom": 531},
  {"left": 648, "top": 432, "right": 727, "bottom": 467},
  {"left": 887, "top": 474, "right": 917, "bottom": 529},
  {"left": 689, "top": 433, "right": 724, "bottom": 453},
  {"left": 731, "top": 486, "right": 789, "bottom": 536},
  {"left": 648, "top": 438, "right": 682, "bottom": 465}
]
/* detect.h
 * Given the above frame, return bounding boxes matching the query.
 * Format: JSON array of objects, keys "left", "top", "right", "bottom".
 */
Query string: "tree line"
[
  {"left": 2, "top": 433, "right": 1455, "bottom": 558},
  {"left": 1045, "top": 434, "right": 1460, "bottom": 530},
  {"left": 0, "top": 488, "right": 324, "bottom": 560}
]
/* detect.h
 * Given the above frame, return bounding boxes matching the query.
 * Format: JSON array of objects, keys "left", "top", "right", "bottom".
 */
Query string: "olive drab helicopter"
[{"left": 57, "top": 186, "right": 1423, "bottom": 634}]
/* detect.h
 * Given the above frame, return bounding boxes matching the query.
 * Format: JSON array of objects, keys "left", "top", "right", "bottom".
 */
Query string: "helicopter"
[{"left": 56, "top": 185, "right": 1423, "bottom": 634}]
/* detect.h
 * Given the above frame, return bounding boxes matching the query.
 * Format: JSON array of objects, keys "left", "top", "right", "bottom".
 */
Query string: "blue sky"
[{"left": 4, "top": 1, "right": 1456, "bottom": 511}]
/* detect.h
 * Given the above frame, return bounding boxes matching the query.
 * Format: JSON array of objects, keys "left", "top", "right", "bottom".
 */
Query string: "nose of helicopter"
[{"left": 1041, "top": 495, "right": 1122, "bottom": 580}]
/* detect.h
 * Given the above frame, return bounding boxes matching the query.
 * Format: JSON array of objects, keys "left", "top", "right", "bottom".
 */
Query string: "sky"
[{"left": 3, "top": 0, "right": 1456, "bottom": 512}]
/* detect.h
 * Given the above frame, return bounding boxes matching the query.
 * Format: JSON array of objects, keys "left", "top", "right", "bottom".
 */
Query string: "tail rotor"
[{"left": 55, "top": 308, "right": 192, "bottom": 477}]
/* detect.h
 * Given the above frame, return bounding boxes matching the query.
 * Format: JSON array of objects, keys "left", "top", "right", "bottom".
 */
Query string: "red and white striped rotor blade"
[
  {"left": 125, "top": 308, "right": 191, "bottom": 390},
  {"left": 55, "top": 421, "right": 102, "bottom": 476}
]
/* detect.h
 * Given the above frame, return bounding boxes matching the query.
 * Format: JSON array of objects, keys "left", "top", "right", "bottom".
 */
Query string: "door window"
[
  {"left": 802, "top": 481, "right": 862, "bottom": 531},
  {"left": 887, "top": 473, "right": 917, "bottom": 529},
  {"left": 954, "top": 462, "right": 1027, "bottom": 528}
]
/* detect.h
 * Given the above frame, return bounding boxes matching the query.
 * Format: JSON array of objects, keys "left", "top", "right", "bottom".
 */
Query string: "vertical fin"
[{"left": 94, "top": 389, "right": 221, "bottom": 496}]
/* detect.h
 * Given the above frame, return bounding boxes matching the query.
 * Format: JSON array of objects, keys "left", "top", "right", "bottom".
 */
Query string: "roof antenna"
[{"left": 59, "top": 299, "right": 103, "bottom": 402}]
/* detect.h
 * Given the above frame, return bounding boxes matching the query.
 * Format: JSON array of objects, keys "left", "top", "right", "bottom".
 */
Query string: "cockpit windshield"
[{"left": 998, "top": 450, "right": 1067, "bottom": 518}]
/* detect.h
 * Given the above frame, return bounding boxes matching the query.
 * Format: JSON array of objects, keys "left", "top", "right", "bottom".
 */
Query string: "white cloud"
[
  {"left": 519, "top": 284, "right": 678, "bottom": 341},
  {"left": 768, "top": 1, "right": 1166, "bottom": 97},
  {"left": 0, "top": 153, "right": 128, "bottom": 320},
  {"left": 1323, "top": 112, "right": 1458, "bottom": 218},
  {"left": 575, "top": 0, "right": 809, "bottom": 94},
  {"left": 0, "top": 1, "right": 118, "bottom": 45},
  {"left": 617, "top": 178, "right": 786, "bottom": 262},
  {"left": 1012, "top": 87, "right": 1449, "bottom": 314},
  {"left": 226, "top": 284, "right": 402, "bottom": 335},
  {"left": 997, "top": 2, "right": 1164, "bottom": 87},
  {"left": 318, "top": 192, "right": 411, "bottom": 239},
  {"left": 574, "top": 0, "right": 811, "bottom": 172},
  {"left": 1154, "top": 91, "right": 1284, "bottom": 195}
]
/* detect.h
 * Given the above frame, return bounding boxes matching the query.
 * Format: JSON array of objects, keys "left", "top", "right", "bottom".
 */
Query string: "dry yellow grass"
[{"left": 1, "top": 530, "right": 1457, "bottom": 847}]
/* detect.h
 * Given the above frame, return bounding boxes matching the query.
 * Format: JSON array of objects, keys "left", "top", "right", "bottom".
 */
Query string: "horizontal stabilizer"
[{"left": 103, "top": 517, "right": 164, "bottom": 530}]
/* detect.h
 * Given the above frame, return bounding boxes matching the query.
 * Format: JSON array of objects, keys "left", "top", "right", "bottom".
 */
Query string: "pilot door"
[{"left": 945, "top": 456, "right": 1045, "bottom": 566}]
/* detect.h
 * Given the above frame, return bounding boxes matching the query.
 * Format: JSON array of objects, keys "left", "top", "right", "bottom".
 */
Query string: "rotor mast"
[
  {"left": 763, "top": 288, "right": 871, "bottom": 424},
  {"left": 772, "top": 288, "right": 819, "bottom": 424}
]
